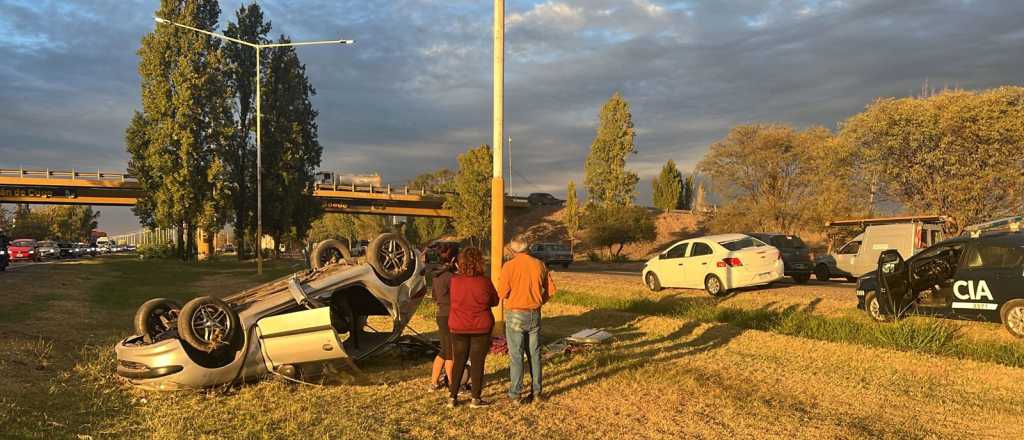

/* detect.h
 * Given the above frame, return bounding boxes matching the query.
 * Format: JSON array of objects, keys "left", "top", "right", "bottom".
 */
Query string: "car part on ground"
[{"left": 115, "top": 233, "right": 427, "bottom": 390}]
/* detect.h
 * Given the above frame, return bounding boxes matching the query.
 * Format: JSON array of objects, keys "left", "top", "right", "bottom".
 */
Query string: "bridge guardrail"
[{"left": 0, "top": 168, "right": 137, "bottom": 182}]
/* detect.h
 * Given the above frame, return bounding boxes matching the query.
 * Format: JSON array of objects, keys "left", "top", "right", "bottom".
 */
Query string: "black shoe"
[
  {"left": 518, "top": 394, "right": 534, "bottom": 405},
  {"left": 447, "top": 397, "right": 458, "bottom": 408},
  {"left": 470, "top": 398, "right": 491, "bottom": 408}
]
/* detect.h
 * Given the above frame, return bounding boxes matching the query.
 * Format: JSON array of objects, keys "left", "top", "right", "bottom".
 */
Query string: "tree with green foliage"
[
  {"left": 128, "top": 0, "right": 235, "bottom": 261},
  {"left": 697, "top": 123, "right": 863, "bottom": 234},
  {"left": 584, "top": 92, "right": 638, "bottom": 207},
  {"left": 584, "top": 204, "right": 656, "bottom": 257},
  {"left": 257, "top": 36, "right": 324, "bottom": 256},
  {"left": 445, "top": 145, "right": 492, "bottom": 246},
  {"left": 563, "top": 180, "right": 581, "bottom": 254},
  {"left": 681, "top": 175, "right": 694, "bottom": 210},
  {"left": 405, "top": 169, "right": 455, "bottom": 245},
  {"left": 839, "top": 87, "right": 1024, "bottom": 232},
  {"left": 307, "top": 213, "right": 357, "bottom": 246},
  {"left": 223, "top": 3, "right": 272, "bottom": 259},
  {"left": 652, "top": 160, "right": 684, "bottom": 212},
  {"left": 43, "top": 206, "right": 100, "bottom": 242}
]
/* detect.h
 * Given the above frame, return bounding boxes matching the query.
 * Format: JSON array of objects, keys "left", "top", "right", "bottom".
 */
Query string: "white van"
[{"left": 814, "top": 216, "right": 947, "bottom": 281}]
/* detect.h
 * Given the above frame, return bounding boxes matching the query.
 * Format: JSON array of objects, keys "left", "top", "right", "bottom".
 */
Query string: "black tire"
[
  {"left": 645, "top": 272, "right": 662, "bottom": 292},
  {"left": 133, "top": 298, "right": 182, "bottom": 343},
  {"left": 177, "top": 296, "right": 241, "bottom": 353},
  {"left": 814, "top": 264, "right": 831, "bottom": 281},
  {"left": 864, "top": 291, "right": 888, "bottom": 323},
  {"left": 1000, "top": 299, "right": 1024, "bottom": 338},
  {"left": 311, "top": 239, "right": 353, "bottom": 270},
  {"left": 367, "top": 233, "right": 415, "bottom": 286},
  {"left": 793, "top": 273, "right": 811, "bottom": 284},
  {"left": 845, "top": 276, "right": 858, "bottom": 283},
  {"left": 705, "top": 274, "right": 727, "bottom": 297}
]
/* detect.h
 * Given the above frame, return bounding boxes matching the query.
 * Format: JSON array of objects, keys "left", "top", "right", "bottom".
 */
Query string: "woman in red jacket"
[{"left": 447, "top": 247, "right": 498, "bottom": 408}]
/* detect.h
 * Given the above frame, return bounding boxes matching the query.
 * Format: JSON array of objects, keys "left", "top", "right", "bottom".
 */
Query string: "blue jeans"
[{"left": 505, "top": 309, "right": 542, "bottom": 398}]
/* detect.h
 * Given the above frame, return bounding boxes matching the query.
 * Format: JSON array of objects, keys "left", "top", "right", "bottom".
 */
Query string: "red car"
[{"left": 8, "top": 239, "right": 40, "bottom": 262}]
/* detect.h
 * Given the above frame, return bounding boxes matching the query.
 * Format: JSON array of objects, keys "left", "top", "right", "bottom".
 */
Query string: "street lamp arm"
[
  {"left": 154, "top": 16, "right": 257, "bottom": 48},
  {"left": 260, "top": 39, "right": 355, "bottom": 48}
]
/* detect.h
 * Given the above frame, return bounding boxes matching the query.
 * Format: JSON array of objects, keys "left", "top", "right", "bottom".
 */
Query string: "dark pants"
[
  {"left": 449, "top": 333, "right": 490, "bottom": 399},
  {"left": 436, "top": 316, "right": 452, "bottom": 361}
]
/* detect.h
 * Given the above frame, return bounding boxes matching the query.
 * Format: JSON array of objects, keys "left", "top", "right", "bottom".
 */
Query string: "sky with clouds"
[{"left": 1, "top": 0, "right": 1023, "bottom": 234}]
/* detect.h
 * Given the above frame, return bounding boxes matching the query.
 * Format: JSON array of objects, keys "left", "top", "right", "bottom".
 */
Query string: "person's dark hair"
[
  {"left": 439, "top": 243, "right": 459, "bottom": 266},
  {"left": 457, "top": 247, "right": 485, "bottom": 277}
]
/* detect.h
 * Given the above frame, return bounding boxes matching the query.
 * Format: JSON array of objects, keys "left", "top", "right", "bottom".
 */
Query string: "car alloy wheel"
[
  {"left": 868, "top": 296, "right": 883, "bottom": 321},
  {"left": 705, "top": 275, "right": 725, "bottom": 297},
  {"left": 1003, "top": 301, "right": 1024, "bottom": 338},
  {"left": 191, "top": 304, "right": 233, "bottom": 347},
  {"left": 645, "top": 272, "right": 662, "bottom": 292}
]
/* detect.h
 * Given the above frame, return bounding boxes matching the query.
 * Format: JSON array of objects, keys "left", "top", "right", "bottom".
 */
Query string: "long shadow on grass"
[{"left": 543, "top": 321, "right": 743, "bottom": 398}]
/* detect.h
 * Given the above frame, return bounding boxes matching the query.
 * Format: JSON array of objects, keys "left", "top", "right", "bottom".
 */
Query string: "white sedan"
[{"left": 642, "top": 233, "right": 784, "bottom": 296}]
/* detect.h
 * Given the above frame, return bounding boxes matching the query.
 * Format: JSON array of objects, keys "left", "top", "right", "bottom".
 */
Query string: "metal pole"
[
  {"left": 507, "top": 136, "right": 512, "bottom": 195},
  {"left": 256, "top": 46, "right": 263, "bottom": 275},
  {"left": 490, "top": 0, "right": 505, "bottom": 334}
]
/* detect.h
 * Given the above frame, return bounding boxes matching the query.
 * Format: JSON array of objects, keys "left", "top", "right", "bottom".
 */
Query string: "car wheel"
[
  {"left": 178, "top": 296, "right": 241, "bottom": 353},
  {"left": 1000, "top": 299, "right": 1024, "bottom": 338},
  {"left": 367, "top": 233, "right": 415, "bottom": 286},
  {"left": 705, "top": 274, "right": 727, "bottom": 297},
  {"left": 814, "top": 264, "right": 831, "bottom": 281},
  {"left": 645, "top": 272, "right": 662, "bottom": 292},
  {"left": 311, "top": 239, "right": 353, "bottom": 270},
  {"left": 133, "top": 298, "right": 182, "bottom": 343},
  {"left": 793, "top": 274, "right": 811, "bottom": 284},
  {"left": 864, "top": 291, "right": 888, "bottom": 323}
]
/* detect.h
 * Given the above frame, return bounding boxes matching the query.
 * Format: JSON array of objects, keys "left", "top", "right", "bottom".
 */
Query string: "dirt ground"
[{"left": 3, "top": 258, "right": 1024, "bottom": 439}]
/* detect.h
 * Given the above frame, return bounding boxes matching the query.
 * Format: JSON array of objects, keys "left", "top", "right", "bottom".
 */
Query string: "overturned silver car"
[{"left": 115, "top": 233, "right": 427, "bottom": 390}]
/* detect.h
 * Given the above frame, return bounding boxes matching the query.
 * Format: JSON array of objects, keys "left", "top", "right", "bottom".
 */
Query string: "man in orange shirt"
[{"left": 498, "top": 240, "right": 556, "bottom": 404}]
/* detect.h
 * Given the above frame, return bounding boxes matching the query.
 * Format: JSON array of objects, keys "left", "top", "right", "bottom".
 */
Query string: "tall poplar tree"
[
  {"left": 584, "top": 92, "right": 638, "bottom": 207},
  {"left": 563, "top": 180, "right": 581, "bottom": 254},
  {"left": 223, "top": 3, "right": 271, "bottom": 258},
  {"left": 129, "top": 0, "right": 234, "bottom": 261},
  {"left": 260, "top": 36, "right": 323, "bottom": 254}
]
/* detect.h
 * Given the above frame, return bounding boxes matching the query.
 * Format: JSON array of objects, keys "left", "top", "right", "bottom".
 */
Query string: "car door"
[
  {"left": 877, "top": 249, "right": 912, "bottom": 317},
  {"left": 685, "top": 241, "right": 717, "bottom": 288},
  {"left": 834, "top": 240, "right": 861, "bottom": 275},
  {"left": 655, "top": 242, "right": 689, "bottom": 287},
  {"left": 951, "top": 242, "right": 1024, "bottom": 321}
]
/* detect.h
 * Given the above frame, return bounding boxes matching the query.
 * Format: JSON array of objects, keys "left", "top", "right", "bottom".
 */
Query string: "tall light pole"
[
  {"left": 490, "top": 0, "right": 505, "bottom": 333},
  {"left": 154, "top": 16, "right": 353, "bottom": 274}
]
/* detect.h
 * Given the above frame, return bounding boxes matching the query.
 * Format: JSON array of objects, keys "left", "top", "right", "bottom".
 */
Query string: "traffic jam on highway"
[
  {"left": 640, "top": 215, "right": 1024, "bottom": 338},
  {"left": 0, "top": 234, "right": 135, "bottom": 271}
]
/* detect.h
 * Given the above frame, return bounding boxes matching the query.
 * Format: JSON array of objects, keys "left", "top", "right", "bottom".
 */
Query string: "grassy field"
[{"left": 3, "top": 258, "right": 1024, "bottom": 439}]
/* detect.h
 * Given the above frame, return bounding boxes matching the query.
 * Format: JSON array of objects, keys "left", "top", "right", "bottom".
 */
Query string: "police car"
[{"left": 855, "top": 216, "right": 1024, "bottom": 338}]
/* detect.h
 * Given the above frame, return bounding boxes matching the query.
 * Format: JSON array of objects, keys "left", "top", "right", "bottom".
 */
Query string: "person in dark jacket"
[
  {"left": 446, "top": 247, "right": 498, "bottom": 408},
  {"left": 429, "top": 243, "right": 458, "bottom": 390}
]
